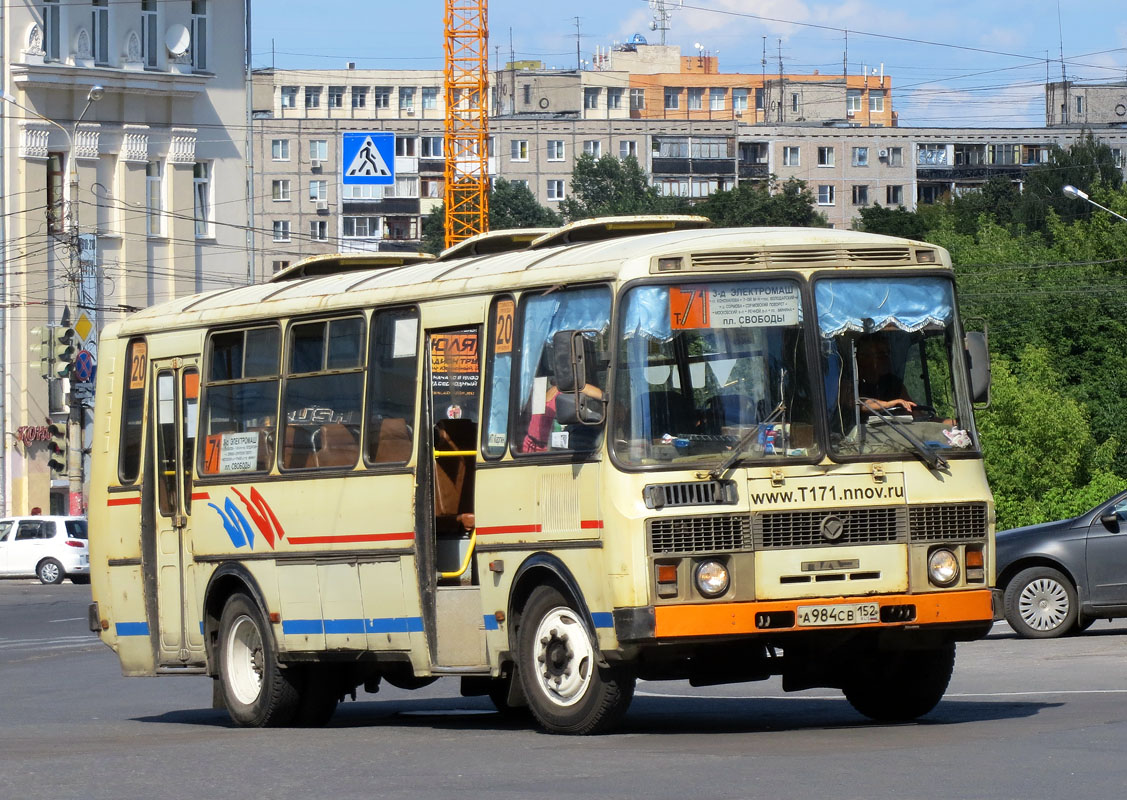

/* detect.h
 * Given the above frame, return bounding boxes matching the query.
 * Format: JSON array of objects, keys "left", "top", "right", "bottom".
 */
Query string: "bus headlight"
[
  {"left": 928, "top": 548, "right": 959, "bottom": 587},
  {"left": 695, "top": 560, "right": 730, "bottom": 597}
]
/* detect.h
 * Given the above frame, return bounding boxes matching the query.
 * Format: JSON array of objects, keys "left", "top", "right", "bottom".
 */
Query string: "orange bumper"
[{"left": 653, "top": 589, "right": 994, "bottom": 638}]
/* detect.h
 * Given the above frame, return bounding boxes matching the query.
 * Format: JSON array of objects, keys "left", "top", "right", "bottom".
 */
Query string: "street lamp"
[
  {"left": 0, "top": 84, "right": 103, "bottom": 516},
  {"left": 1062, "top": 184, "right": 1127, "bottom": 223}
]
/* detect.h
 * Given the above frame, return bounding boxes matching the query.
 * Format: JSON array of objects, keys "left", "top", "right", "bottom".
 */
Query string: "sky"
[{"left": 251, "top": 0, "right": 1127, "bottom": 128}]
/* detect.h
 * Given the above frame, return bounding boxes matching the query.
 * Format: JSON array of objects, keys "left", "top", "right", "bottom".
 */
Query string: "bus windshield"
[
  {"left": 817, "top": 275, "right": 977, "bottom": 460},
  {"left": 611, "top": 278, "right": 817, "bottom": 467}
]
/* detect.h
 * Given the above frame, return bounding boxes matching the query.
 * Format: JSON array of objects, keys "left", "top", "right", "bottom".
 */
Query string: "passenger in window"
[
  {"left": 522, "top": 374, "right": 604, "bottom": 453},
  {"left": 854, "top": 334, "right": 916, "bottom": 414}
]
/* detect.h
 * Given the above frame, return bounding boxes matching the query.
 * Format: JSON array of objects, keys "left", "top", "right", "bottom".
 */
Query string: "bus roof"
[
  {"left": 268, "top": 252, "right": 435, "bottom": 282},
  {"left": 435, "top": 228, "right": 554, "bottom": 261},
  {"left": 113, "top": 224, "right": 945, "bottom": 337}
]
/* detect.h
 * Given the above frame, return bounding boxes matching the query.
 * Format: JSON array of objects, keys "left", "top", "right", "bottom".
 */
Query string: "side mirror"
[
  {"left": 555, "top": 391, "right": 605, "bottom": 426},
  {"left": 551, "top": 329, "right": 596, "bottom": 393},
  {"left": 965, "top": 330, "right": 991, "bottom": 407},
  {"left": 1100, "top": 512, "right": 1121, "bottom": 531}
]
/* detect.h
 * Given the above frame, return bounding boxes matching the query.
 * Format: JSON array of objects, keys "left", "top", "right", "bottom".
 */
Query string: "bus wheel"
[
  {"left": 843, "top": 642, "right": 955, "bottom": 723},
  {"left": 219, "top": 593, "right": 300, "bottom": 727},
  {"left": 517, "top": 586, "right": 634, "bottom": 735},
  {"left": 294, "top": 667, "right": 340, "bottom": 727}
]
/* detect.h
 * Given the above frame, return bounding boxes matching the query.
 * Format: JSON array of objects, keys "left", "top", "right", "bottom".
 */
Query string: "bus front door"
[
  {"left": 421, "top": 327, "right": 488, "bottom": 668},
  {"left": 150, "top": 359, "right": 205, "bottom": 667}
]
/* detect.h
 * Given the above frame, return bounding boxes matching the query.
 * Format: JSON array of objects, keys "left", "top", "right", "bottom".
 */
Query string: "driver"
[{"left": 855, "top": 334, "right": 917, "bottom": 414}]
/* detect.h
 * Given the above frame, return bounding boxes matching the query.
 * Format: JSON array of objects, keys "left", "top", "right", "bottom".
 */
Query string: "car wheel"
[
  {"left": 1004, "top": 566, "right": 1077, "bottom": 639},
  {"left": 70, "top": 575, "right": 90, "bottom": 585},
  {"left": 218, "top": 593, "right": 301, "bottom": 727},
  {"left": 844, "top": 643, "right": 956, "bottom": 722},
  {"left": 516, "top": 585, "right": 634, "bottom": 735},
  {"left": 37, "top": 558, "right": 65, "bottom": 585}
]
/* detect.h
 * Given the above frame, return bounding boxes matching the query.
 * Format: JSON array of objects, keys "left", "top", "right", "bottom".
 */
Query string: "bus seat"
[
  {"left": 282, "top": 424, "right": 316, "bottom": 469},
  {"left": 372, "top": 417, "right": 412, "bottom": 463},
  {"left": 313, "top": 423, "right": 360, "bottom": 468},
  {"left": 434, "top": 425, "right": 475, "bottom": 533}
]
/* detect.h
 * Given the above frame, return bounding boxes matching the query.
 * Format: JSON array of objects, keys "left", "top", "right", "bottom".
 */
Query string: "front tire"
[
  {"left": 1004, "top": 566, "right": 1077, "bottom": 639},
  {"left": 844, "top": 643, "right": 955, "bottom": 722},
  {"left": 218, "top": 593, "right": 301, "bottom": 727},
  {"left": 516, "top": 586, "right": 634, "bottom": 735},
  {"left": 37, "top": 558, "right": 64, "bottom": 585}
]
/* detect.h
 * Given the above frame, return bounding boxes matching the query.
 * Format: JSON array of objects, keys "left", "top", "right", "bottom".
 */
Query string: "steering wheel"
[{"left": 911, "top": 403, "right": 938, "bottom": 420}]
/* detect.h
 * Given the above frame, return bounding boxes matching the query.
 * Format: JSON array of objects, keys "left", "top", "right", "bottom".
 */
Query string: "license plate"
[{"left": 796, "top": 602, "right": 879, "bottom": 627}]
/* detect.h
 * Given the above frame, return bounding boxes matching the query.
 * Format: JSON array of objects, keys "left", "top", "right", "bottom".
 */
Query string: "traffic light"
[
  {"left": 31, "top": 326, "right": 53, "bottom": 379},
  {"left": 53, "top": 326, "right": 76, "bottom": 378},
  {"left": 46, "top": 420, "right": 67, "bottom": 474}
]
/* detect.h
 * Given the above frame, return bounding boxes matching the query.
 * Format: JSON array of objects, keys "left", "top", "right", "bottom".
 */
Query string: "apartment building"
[
  {"left": 1, "top": 0, "right": 249, "bottom": 515},
  {"left": 1046, "top": 80, "right": 1127, "bottom": 127}
]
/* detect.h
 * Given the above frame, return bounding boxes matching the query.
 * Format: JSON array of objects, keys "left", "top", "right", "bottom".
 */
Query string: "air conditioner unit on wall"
[
  {"left": 310, "top": 159, "right": 322, "bottom": 169},
  {"left": 316, "top": 200, "right": 328, "bottom": 212},
  {"left": 878, "top": 149, "right": 889, "bottom": 158}
]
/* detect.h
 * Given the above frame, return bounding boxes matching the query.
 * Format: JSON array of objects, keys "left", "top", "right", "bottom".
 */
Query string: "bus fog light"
[
  {"left": 695, "top": 560, "right": 730, "bottom": 597},
  {"left": 928, "top": 548, "right": 959, "bottom": 586}
]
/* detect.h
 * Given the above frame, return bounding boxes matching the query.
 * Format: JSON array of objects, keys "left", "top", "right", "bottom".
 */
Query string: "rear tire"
[
  {"left": 218, "top": 593, "right": 301, "bottom": 727},
  {"left": 1004, "top": 566, "right": 1077, "bottom": 639},
  {"left": 37, "top": 558, "right": 64, "bottom": 585},
  {"left": 516, "top": 585, "right": 634, "bottom": 735},
  {"left": 844, "top": 643, "right": 955, "bottom": 722},
  {"left": 70, "top": 575, "right": 90, "bottom": 585}
]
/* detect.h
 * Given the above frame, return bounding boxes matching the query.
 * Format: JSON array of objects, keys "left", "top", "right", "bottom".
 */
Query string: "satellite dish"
[{"left": 165, "top": 24, "right": 190, "bottom": 57}]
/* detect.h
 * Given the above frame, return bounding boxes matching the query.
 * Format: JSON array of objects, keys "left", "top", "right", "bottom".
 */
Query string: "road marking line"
[
  {"left": 48, "top": 617, "right": 86, "bottom": 623},
  {"left": 635, "top": 688, "right": 1127, "bottom": 700}
]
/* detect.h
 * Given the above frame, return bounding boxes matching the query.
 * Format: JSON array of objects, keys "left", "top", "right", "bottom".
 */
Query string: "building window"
[
  {"left": 1076, "top": 96, "right": 1085, "bottom": 115},
  {"left": 272, "top": 260, "right": 290, "bottom": 274},
  {"left": 917, "top": 144, "right": 947, "bottom": 166},
  {"left": 852, "top": 147, "right": 868, "bottom": 167},
  {"left": 191, "top": 1, "right": 208, "bottom": 71},
  {"left": 43, "top": 0, "right": 61, "bottom": 62},
  {"left": 46, "top": 152, "right": 65, "bottom": 235},
  {"left": 309, "top": 180, "right": 327, "bottom": 201},
  {"left": 656, "top": 178, "right": 689, "bottom": 197},
  {"left": 386, "top": 176, "right": 418, "bottom": 198},
  {"left": 342, "top": 184, "right": 380, "bottom": 200},
  {"left": 509, "top": 179, "right": 529, "bottom": 190},
  {"left": 607, "top": 88, "right": 623, "bottom": 110},
  {"left": 817, "top": 185, "right": 835, "bottom": 205},
  {"left": 869, "top": 91, "right": 885, "bottom": 112},
  {"left": 888, "top": 147, "right": 903, "bottom": 167},
  {"left": 619, "top": 140, "right": 637, "bottom": 159},
  {"left": 343, "top": 216, "right": 379, "bottom": 238},
  {"left": 395, "top": 137, "right": 416, "bottom": 157},
  {"left": 310, "top": 220, "right": 327, "bottom": 241},
  {"left": 887, "top": 185, "right": 904, "bottom": 205},
  {"left": 687, "top": 88, "right": 704, "bottom": 110},
  {"left": 328, "top": 86, "right": 344, "bottom": 109},
  {"left": 851, "top": 185, "right": 868, "bottom": 205},
  {"left": 1112, "top": 148, "right": 1124, "bottom": 168},
  {"left": 691, "top": 138, "right": 728, "bottom": 159},
  {"left": 422, "top": 87, "right": 439, "bottom": 110},
  {"left": 753, "top": 88, "right": 764, "bottom": 111},
  {"left": 510, "top": 140, "right": 529, "bottom": 161},
  {"left": 193, "top": 162, "right": 212, "bottom": 237},
  {"left": 919, "top": 185, "right": 944, "bottom": 204},
  {"left": 547, "top": 180, "right": 565, "bottom": 201},
  {"left": 141, "top": 0, "right": 159, "bottom": 68},
  {"left": 373, "top": 87, "right": 391, "bottom": 109},
  {"left": 399, "top": 87, "right": 416, "bottom": 112},
  {"left": 709, "top": 88, "right": 726, "bottom": 111},
  {"left": 272, "top": 180, "right": 291, "bottom": 201},
  {"left": 547, "top": 140, "right": 565, "bottom": 161},
  {"left": 989, "top": 144, "right": 1019, "bottom": 165},
  {"left": 782, "top": 146, "right": 800, "bottom": 167},
  {"left": 584, "top": 88, "right": 600, "bottom": 110},
  {"left": 846, "top": 90, "right": 863, "bottom": 114},
  {"left": 630, "top": 88, "right": 646, "bottom": 111},
  {"left": 309, "top": 140, "right": 328, "bottom": 162},
  {"left": 146, "top": 161, "right": 163, "bottom": 236},
  {"left": 305, "top": 87, "right": 322, "bottom": 109},
  {"left": 351, "top": 87, "right": 367, "bottom": 108},
  {"left": 272, "top": 220, "right": 290, "bottom": 242},
  {"left": 583, "top": 140, "right": 601, "bottom": 157},
  {"left": 421, "top": 177, "right": 444, "bottom": 198},
  {"left": 421, "top": 136, "right": 443, "bottom": 158},
  {"left": 521, "top": 84, "right": 531, "bottom": 105},
  {"left": 280, "top": 87, "right": 298, "bottom": 108},
  {"left": 271, "top": 139, "right": 290, "bottom": 161},
  {"left": 91, "top": 0, "right": 110, "bottom": 65},
  {"left": 654, "top": 137, "right": 689, "bottom": 158},
  {"left": 384, "top": 217, "right": 419, "bottom": 241},
  {"left": 791, "top": 93, "right": 799, "bottom": 113},
  {"left": 818, "top": 146, "right": 835, "bottom": 167},
  {"left": 664, "top": 88, "right": 681, "bottom": 110}
]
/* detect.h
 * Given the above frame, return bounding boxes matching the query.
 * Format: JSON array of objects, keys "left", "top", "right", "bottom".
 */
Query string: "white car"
[{"left": 0, "top": 516, "right": 89, "bottom": 584}]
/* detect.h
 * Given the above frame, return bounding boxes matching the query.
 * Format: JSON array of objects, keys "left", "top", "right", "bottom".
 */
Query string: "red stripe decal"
[
  {"left": 107, "top": 497, "right": 141, "bottom": 507},
  {"left": 581, "top": 519, "right": 604, "bottom": 529},
  {"left": 191, "top": 492, "right": 211, "bottom": 501},
  {"left": 287, "top": 532, "right": 415, "bottom": 545},
  {"left": 476, "top": 524, "right": 542, "bottom": 536}
]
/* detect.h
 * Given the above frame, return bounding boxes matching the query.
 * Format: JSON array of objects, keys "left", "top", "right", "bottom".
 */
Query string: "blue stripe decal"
[
  {"left": 115, "top": 622, "right": 150, "bottom": 636},
  {"left": 282, "top": 617, "right": 424, "bottom": 635},
  {"left": 365, "top": 617, "right": 424, "bottom": 634},
  {"left": 591, "top": 612, "right": 614, "bottom": 629},
  {"left": 483, "top": 615, "right": 500, "bottom": 631},
  {"left": 282, "top": 619, "right": 324, "bottom": 635},
  {"left": 324, "top": 618, "right": 366, "bottom": 634}
]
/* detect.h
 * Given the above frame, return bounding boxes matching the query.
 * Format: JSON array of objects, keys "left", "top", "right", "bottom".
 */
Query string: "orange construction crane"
[{"left": 443, "top": 0, "right": 489, "bottom": 248}]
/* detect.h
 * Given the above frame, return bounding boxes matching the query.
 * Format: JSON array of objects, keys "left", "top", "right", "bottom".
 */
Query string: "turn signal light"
[
  {"left": 965, "top": 549, "right": 984, "bottom": 568},
  {"left": 656, "top": 564, "right": 678, "bottom": 584}
]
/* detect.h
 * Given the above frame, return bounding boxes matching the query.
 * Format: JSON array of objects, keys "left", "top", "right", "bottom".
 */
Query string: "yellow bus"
[{"left": 88, "top": 218, "right": 995, "bottom": 734}]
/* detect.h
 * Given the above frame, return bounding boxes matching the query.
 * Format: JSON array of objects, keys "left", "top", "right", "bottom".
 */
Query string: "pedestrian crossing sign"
[{"left": 342, "top": 132, "right": 396, "bottom": 186}]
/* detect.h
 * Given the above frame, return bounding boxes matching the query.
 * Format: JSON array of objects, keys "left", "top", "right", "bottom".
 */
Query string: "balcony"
[
  {"left": 652, "top": 157, "right": 736, "bottom": 177},
  {"left": 738, "top": 163, "right": 769, "bottom": 180}
]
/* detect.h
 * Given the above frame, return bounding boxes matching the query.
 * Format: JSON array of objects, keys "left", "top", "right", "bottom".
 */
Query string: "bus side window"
[
  {"left": 118, "top": 338, "right": 147, "bottom": 484},
  {"left": 482, "top": 296, "right": 514, "bottom": 459},
  {"left": 366, "top": 307, "right": 419, "bottom": 465}
]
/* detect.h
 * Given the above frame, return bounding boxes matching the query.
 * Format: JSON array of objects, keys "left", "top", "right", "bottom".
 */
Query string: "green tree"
[
  {"left": 694, "top": 177, "right": 827, "bottom": 228},
  {"left": 1017, "top": 133, "right": 1123, "bottom": 234},
  {"left": 855, "top": 203, "right": 931, "bottom": 240},
  {"left": 420, "top": 179, "right": 562, "bottom": 254},
  {"left": 559, "top": 154, "right": 687, "bottom": 220}
]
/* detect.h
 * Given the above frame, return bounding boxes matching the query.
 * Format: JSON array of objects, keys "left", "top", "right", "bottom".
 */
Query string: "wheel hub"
[
  {"left": 1018, "top": 578, "right": 1069, "bottom": 631},
  {"left": 531, "top": 609, "right": 593, "bottom": 707}
]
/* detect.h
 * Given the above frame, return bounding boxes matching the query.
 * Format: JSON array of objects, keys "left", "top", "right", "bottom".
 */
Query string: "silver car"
[{"left": 0, "top": 516, "right": 89, "bottom": 584}]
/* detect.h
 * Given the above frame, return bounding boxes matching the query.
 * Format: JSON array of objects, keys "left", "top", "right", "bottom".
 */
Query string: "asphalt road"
[{"left": 3, "top": 579, "right": 1127, "bottom": 800}]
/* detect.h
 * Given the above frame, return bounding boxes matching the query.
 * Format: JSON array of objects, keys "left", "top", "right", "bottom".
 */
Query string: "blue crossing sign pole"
[{"left": 342, "top": 132, "right": 396, "bottom": 186}]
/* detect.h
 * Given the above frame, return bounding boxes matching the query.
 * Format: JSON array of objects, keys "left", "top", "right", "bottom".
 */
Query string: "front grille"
[
  {"left": 844, "top": 246, "right": 913, "bottom": 264},
  {"left": 643, "top": 480, "right": 737, "bottom": 509},
  {"left": 768, "top": 248, "right": 839, "bottom": 265},
  {"left": 648, "top": 514, "right": 752, "bottom": 554},
  {"left": 909, "top": 503, "right": 988, "bottom": 541},
  {"left": 754, "top": 507, "right": 906, "bottom": 549}
]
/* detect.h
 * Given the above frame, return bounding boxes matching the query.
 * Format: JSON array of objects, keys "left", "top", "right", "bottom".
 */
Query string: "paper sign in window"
[{"left": 670, "top": 282, "right": 799, "bottom": 329}]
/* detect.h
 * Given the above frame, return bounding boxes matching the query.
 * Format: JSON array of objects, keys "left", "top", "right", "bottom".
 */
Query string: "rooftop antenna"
[
  {"left": 648, "top": 0, "right": 682, "bottom": 46},
  {"left": 1057, "top": 0, "right": 1068, "bottom": 124},
  {"left": 575, "top": 16, "right": 582, "bottom": 70}
]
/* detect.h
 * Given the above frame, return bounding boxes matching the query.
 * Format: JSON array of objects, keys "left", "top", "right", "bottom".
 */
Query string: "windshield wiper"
[
  {"left": 858, "top": 399, "right": 948, "bottom": 471},
  {"left": 707, "top": 401, "right": 785, "bottom": 480}
]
